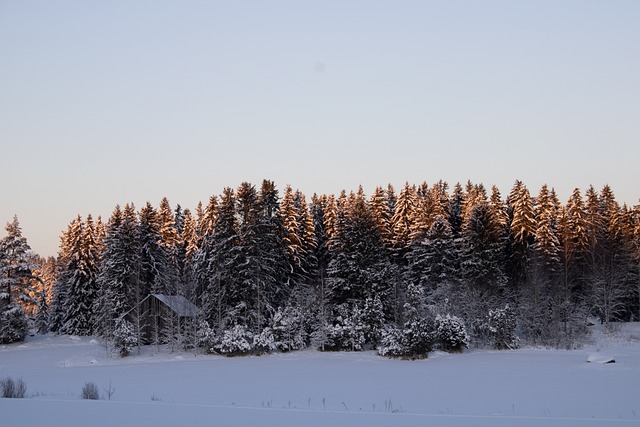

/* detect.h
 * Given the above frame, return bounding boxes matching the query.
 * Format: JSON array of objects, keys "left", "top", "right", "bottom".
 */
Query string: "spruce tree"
[
  {"left": 94, "top": 204, "right": 140, "bottom": 341},
  {"left": 587, "top": 187, "right": 634, "bottom": 324},
  {"left": 390, "top": 182, "right": 418, "bottom": 255},
  {"left": 62, "top": 215, "right": 101, "bottom": 336},
  {"left": 406, "top": 215, "right": 461, "bottom": 313},
  {"left": 196, "top": 188, "right": 239, "bottom": 331},
  {"left": 460, "top": 202, "right": 507, "bottom": 338},
  {"left": 0, "top": 216, "right": 36, "bottom": 343}
]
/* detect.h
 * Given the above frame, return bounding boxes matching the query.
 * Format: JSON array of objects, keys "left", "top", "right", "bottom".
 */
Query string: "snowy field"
[{"left": 2, "top": 324, "right": 640, "bottom": 427}]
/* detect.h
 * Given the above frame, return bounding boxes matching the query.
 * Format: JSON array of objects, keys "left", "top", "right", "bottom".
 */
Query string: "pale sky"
[{"left": 1, "top": 1, "right": 639, "bottom": 257}]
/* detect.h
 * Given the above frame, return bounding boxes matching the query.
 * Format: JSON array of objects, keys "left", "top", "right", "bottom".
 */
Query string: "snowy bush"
[
  {"left": 400, "top": 317, "right": 434, "bottom": 358},
  {"left": 377, "top": 319, "right": 434, "bottom": 360},
  {"left": 195, "top": 320, "right": 217, "bottom": 353},
  {"left": 81, "top": 381, "right": 100, "bottom": 400},
  {"left": 0, "top": 377, "right": 27, "bottom": 398},
  {"left": 215, "top": 325, "right": 254, "bottom": 356},
  {"left": 488, "top": 305, "right": 519, "bottom": 350},
  {"left": 113, "top": 319, "right": 137, "bottom": 357},
  {"left": 377, "top": 327, "right": 405, "bottom": 358},
  {"left": 322, "top": 305, "right": 365, "bottom": 351},
  {"left": 435, "top": 314, "right": 469, "bottom": 352},
  {"left": 253, "top": 327, "right": 277, "bottom": 355},
  {"left": 0, "top": 304, "right": 28, "bottom": 344},
  {"left": 271, "top": 306, "right": 306, "bottom": 352}
]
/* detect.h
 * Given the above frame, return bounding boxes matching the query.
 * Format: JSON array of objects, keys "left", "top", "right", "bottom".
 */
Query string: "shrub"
[
  {"left": 377, "top": 318, "right": 434, "bottom": 360},
  {"left": 399, "top": 317, "right": 434, "bottom": 358},
  {"left": 215, "top": 325, "right": 254, "bottom": 356},
  {"left": 81, "top": 381, "right": 100, "bottom": 400},
  {"left": 253, "top": 327, "right": 277, "bottom": 355},
  {"left": 0, "top": 304, "right": 28, "bottom": 344},
  {"left": 0, "top": 377, "right": 27, "bottom": 398},
  {"left": 435, "top": 314, "right": 469, "bottom": 352},
  {"left": 377, "top": 327, "right": 405, "bottom": 358}
]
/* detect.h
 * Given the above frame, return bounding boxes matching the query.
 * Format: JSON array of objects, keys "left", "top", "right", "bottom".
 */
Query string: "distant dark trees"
[{"left": 3, "top": 180, "right": 639, "bottom": 356}]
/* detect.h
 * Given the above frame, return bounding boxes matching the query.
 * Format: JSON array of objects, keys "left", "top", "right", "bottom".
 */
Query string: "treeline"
[{"left": 2, "top": 180, "right": 639, "bottom": 356}]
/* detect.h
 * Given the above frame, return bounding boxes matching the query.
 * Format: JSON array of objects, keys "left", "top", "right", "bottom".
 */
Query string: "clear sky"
[{"left": 1, "top": 0, "right": 639, "bottom": 257}]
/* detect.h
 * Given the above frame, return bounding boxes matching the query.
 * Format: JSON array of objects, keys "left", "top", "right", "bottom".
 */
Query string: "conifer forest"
[{"left": 2, "top": 179, "right": 639, "bottom": 358}]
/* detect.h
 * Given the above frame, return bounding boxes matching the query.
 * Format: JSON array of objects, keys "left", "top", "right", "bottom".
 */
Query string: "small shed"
[{"left": 126, "top": 294, "right": 199, "bottom": 346}]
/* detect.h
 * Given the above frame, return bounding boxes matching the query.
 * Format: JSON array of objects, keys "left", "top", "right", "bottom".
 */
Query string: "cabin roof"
[{"left": 148, "top": 294, "right": 199, "bottom": 317}]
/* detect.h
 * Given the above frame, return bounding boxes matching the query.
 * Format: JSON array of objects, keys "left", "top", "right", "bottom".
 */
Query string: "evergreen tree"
[
  {"left": 94, "top": 204, "right": 140, "bottom": 341},
  {"left": 448, "top": 183, "right": 465, "bottom": 237},
  {"left": 517, "top": 184, "right": 562, "bottom": 345},
  {"left": 369, "top": 186, "right": 393, "bottom": 247},
  {"left": 507, "top": 181, "right": 536, "bottom": 293},
  {"left": 587, "top": 187, "right": 635, "bottom": 324},
  {"left": 460, "top": 202, "right": 507, "bottom": 339},
  {"left": 406, "top": 215, "right": 461, "bottom": 313},
  {"left": 390, "top": 182, "right": 418, "bottom": 254},
  {"left": 196, "top": 188, "right": 239, "bottom": 331},
  {"left": 0, "top": 216, "right": 36, "bottom": 343},
  {"left": 137, "top": 203, "right": 168, "bottom": 296},
  {"left": 554, "top": 189, "right": 591, "bottom": 346},
  {"left": 237, "top": 180, "right": 289, "bottom": 331},
  {"left": 62, "top": 215, "right": 101, "bottom": 335}
]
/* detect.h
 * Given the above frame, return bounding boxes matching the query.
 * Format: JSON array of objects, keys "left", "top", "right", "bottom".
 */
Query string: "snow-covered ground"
[{"left": 1, "top": 324, "right": 640, "bottom": 427}]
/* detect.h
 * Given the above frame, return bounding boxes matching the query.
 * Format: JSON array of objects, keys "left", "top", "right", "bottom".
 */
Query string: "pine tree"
[
  {"left": 94, "top": 204, "right": 140, "bottom": 341},
  {"left": 587, "top": 187, "right": 634, "bottom": 324},
  {"left": 462, "top": 181, "right": 487, "bottom": 227},
  {"left": 0, "top": 216, "right": 36, "bottom": 343},
  {"left": 517, "top": 184, "right": 562, "bottom": 345},
  {"left": 196, "top": 188, "right": 239, "bottom": 331},
  {"left": 237, "top": 180, "right": 289, "bottom": 331},
  {"left": 406, "top": 215, "right": 461, "bottom": 313},
  {"left": 449, "top": 183, "right": 465, "bottom": 237},
  {"left": 489, "top": 185, "right": 509, "bottom": 232},
  {"left": 369, "top": 186, "right": 393, "bottom": 247},
  {"left": 137, "top": 203, "right": 168, "bottom": 296},
  {"left": 553, "top": 189, "right": 591, "bottom": 346},
  {"left": 507, "top": 181, "right": 536, "bottom": 293},
  {"left": 460, "top": 202, "right": 507, "bottom": 338},
  {"left": 199, "top": 196, "right": 218, "bottom": 237},
  {"left": 390, "top": 182, "right": 418, "bottom": 254},
  {"left": 62, "top": 215, "right": 101, "bottom": 336}
]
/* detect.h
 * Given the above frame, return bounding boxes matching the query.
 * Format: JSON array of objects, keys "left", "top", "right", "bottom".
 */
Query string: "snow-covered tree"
[
  {"left": 390, "top": 182, "right": 418, "bottom": 253},
  {"left": 435, "top": 314, "right": 469, "bottom": 352},
  {"left": 0, "top": 216, "right": 37, "bottom": 343},
  {"left": 196, "top": 187, "right": 239, "bottom": 331},
  {"left": 113, "top": 318, "right": 137, "bottom": 357},
  {"left": 94, "top": 205, "right": 140, "bottom": 341},
  {"left": 195, "top": 319, "right": 217, "bottom": 353},
  {"left": 507, "top": 181, "right": 536, "bottom": 293},
  {"left": 459, "top": 202, "right": 507, "bottom": 335},
  {"left": 406, "top": 215, "right": 460, "bottom": 312},
  {"left": 62, "top": 215, "right": 101, "bottom": 336}
]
